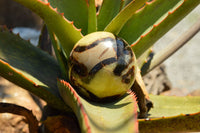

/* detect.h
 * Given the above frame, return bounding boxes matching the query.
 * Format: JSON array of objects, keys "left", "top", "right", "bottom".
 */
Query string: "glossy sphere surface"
[{"left": 69, "top": 32, "right": 136, "bottom": 100}]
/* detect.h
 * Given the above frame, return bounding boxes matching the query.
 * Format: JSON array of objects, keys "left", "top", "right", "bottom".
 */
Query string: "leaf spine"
[
  {"left": 16, "top": 33, "right": 20, "bottom": 36},
  {"left": 0, "top": 59, "right": 37, "bottom": 86},
  {"left": 45, "top": 2, "right": 50, "bottom": 6},
  {"left": 59, "top": 12, "right": 64, "bottom": 16},
  {"left": 33, "top": 83, "right": 39, "bottom": 88},
  {"left": 53, "top": 8, "right": 58, "bottom": 12}
]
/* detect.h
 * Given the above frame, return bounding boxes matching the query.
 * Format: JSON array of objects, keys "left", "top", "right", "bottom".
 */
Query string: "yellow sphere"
[{"left": 69, "top": 32, "right": 136, "bottom": 101}]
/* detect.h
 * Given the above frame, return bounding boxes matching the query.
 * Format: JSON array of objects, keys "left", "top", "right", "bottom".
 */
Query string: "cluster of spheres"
[{"left": 68, "top": 32, "right": 137, "bottom": 101}]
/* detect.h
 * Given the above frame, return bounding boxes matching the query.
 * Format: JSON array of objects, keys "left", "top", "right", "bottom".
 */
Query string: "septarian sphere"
[{"left": 69, "top": 32, "right": 136, "bottom": 101}]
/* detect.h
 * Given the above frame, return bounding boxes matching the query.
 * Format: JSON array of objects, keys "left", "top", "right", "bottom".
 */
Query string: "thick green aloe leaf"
[
  {"left": 0, "top": 28, "right": 70, "bottom": 112},
  {"left": 58, "top": 79, "right": 138, "bottom": 133},
  {"left": 48, "top": 0, "right": 88, "bottom": 35},
  {"left": 47, "top": 27, "right": 68, "bottom": 80},
  {"left": 119, "top": 0, "right": 200, "bottom": 58},
  {"left": 88, "top": 0, "right": 97, "bottom": 33},
  {"left": 97, "top": 0, "right": 122, "bottom": 31},
  {"left": 138, "top": 95, "right": 200, "bottom": 132},
  {"left": 149, "top": 95, "right": 200, "bottom": 117},
  {"left": 104, "top": 0, "right": 147, "bottom": 35},
  {"left": 123, "top": 0, "right": 133, "bottom": 7},
  {"left": 139, "top": 112, "right": 200, "bottom": 132},
  {"left": 139, "top": 95, "right": 200, "bottom": 132},
  {"left": 13, "top": 0, "right": 83, "bottom": 56}
]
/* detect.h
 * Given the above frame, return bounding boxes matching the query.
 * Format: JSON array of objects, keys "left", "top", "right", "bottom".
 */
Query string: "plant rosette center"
[{"left": 68, "top": 31, "right": 137, "bottom": 101}]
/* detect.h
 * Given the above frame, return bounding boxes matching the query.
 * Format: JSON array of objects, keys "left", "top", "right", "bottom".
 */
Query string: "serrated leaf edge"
[
  {"left": 139, "top": 111, "right": 200, "bottom": 132},
  {"left": 0, "top": 59, "right": 71, "bottom": 112},
  {"left": 0, "top": 59, "right": 37, "bottom": 86},
  {"left": 130, "top": 0, "right": 185, "bottom": 48},
  {"left": 58, "top": 79, "right": 92, "bottom": 133},
  {"left": 13, "top": 0, "right": 83, "bottom": 56}
]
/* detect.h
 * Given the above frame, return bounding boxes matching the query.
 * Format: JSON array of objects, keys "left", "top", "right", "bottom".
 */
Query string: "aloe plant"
[{"left": 0, "top": 0, "right": 200, "bottom": 132}]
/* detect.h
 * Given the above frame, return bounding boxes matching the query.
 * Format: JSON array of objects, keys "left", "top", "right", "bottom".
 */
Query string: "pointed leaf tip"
[
  {"left": 105, "top": 0, "right": 147, "bottom": 34},
  {"left": 13, "top": 0, "right": 83, "bottom": 55},
  {"left": 47, "top": 0, "right": 89, "bottom": 35},
  {"left": 59, "top": 12, "right": 64, "bottom": 16},
  {"left": 120, "top": 0, "right": 199, "bottom": 58}
]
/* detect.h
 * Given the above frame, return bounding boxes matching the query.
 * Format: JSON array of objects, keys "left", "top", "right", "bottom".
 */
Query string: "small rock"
[{"left": 143, "top": 64, "right": 172, "bottom": 95}]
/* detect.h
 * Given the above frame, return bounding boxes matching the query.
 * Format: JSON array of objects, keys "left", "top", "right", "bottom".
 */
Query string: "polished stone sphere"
[{"left": 69, "top": 31, "right": 137, "bottom": 101}]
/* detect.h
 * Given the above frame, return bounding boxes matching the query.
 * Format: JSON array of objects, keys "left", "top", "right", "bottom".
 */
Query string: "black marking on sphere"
[
  {"left": 116, "top": 37, "right": 127, "bottom": 57},
  {"left": 121, "top": 66, "right": 135, "bottom": 84},
  {"left": 70, "top": 57, "right": 88, "bottom": 77},
  {"left": 72, "top": 84, "right": 122, "bottom": 103},
  {"left": 113, "top": 36, "right": 134, "bottom": 76},
  {"left": 185, "top": 114, "right": 190, "bottom": 116},
  {"left": 113, "top": 59, "right": 127, "bottom": 76},
  {"left": 89, "top": 57, "right": 117, "bottom": 75},
  {"left": 74, "top": 37, "right": 115, "bottom": 52},
  {"left": 69, "top": 33, "right": 137, "bottom": 101},
  {"left": 99, "top": 47, "right": 110, "bottom": 59},
  {"left": 71, "top": 35, "right": 135, "bottom": 85},
  {"left": 71, "top": 57, "right": 117, "bottom": 84}
]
